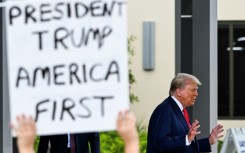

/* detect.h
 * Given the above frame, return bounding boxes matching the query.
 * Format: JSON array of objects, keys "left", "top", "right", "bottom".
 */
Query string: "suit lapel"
[{"left": 168, "top": 96, "right": 189, "bottom": 133}]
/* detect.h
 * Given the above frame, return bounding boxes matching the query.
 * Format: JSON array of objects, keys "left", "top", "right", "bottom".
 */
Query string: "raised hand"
[
  {"left": 188, "top": 120, "right": 201, "bottom": 143},
  {"left": 10, "top": 115, "right": 36, "bottom": 153},
  {"left": 209, "top": 124, "right": 224, "bottom": 145},
  {"left": 116, "top": 110, "right": 139, "bottom": 153}
]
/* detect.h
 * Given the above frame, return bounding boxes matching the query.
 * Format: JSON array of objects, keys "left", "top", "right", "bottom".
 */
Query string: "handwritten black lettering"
[
  {"left": 105, "top": 60, "right": 120, "bottom": 81},
  {"left": 94, "top": 96, "right": 114, "bottom": 117},
  {"left": 77, "top": 97, "right": 91, "bottom": 118},
  {"left": 16, "top": 67, "right": 31, "bottom": 87},
  {"left": 69, "top": 63, "right": 81, "bottom": 84},
  {"left": 52, "top": 100, "right": 57, "bottom": 120},
  {"left": 9, "top": 6, "right": 21, "bottom": 25},
  {"left": 53, "top": 2, "right": 65, "bottom": 20},
  {"left": 25, "top": 5, "right": 37, "bottom": 24},
  {"left": 60, "top": 98, "right": 75, "bottom": 120},
  {"left": 34, "top": 96, "right": 113, "bottom": 121},
  {"left": 8, "top": 0, "right": 126, "bottom": 26},
  {"left": 90, "top": 64, "right": 103, "bottom": 82},
  {"left": 32, "top": 30, "right": 49, "bottom": 50},
  {"left": 35, "top": 99, "right": 50, "bottom": 121},
  {"left": 33, "top": 67, "right": 50, "bottom": 87},
  {"left": 53, "top": 26, "right": 112, "bottom": 50},
  {"left": 54, "top": 27, "right": 69, "bottom": 49},
  {"left": 16, "top": 60, "right": 120, "bottom": 88},
  {"left": 102, "top": 1, "right": 115, "bottom": 16},
  {"left": 82, "top": 64, "right": 87, "bottom": 83},
  {"left": 40, "top": 3, "right": 52, "bottom": 22},
  {"left": 75, "top": 2, "right": 89, "bottom": 18},
  {"left": 53, "top": 65, "right": 65, "bottom": 85},
  {"left": 116, "top": 1, "right": 125, "bottom": 16}
]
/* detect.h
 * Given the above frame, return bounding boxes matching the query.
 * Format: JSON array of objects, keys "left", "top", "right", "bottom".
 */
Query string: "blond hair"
[{"left": 169, "top": 73, "right": 201, "bottom": 95}]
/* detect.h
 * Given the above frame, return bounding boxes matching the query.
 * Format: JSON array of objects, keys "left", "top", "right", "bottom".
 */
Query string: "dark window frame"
[{"left": 218, "top": 21, "right": 245, "bottom": 120}]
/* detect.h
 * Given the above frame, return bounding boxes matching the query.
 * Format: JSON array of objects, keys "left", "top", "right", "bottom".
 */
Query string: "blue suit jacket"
[
  {"left": 147, "top": 96, "right": 211, "bottom": 153},
  {"left": 75, "top": 132, "right": 100, "bottom": 153}
]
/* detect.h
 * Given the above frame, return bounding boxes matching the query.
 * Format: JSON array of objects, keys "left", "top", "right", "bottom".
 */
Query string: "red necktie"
[{"left": 183, "top": 108, "right": 191, "bottom": 128}]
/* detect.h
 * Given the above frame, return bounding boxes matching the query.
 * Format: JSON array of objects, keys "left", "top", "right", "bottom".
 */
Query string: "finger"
[
  {"left": 215, "top": 124, "right": 223, "bottom": 130},
  {"left": 218, "top": 135, "right": 224, "bottom": 139},
  {"left": 193, "top": 120, "right": 199, "bottom": 126},
  {"left": 192, "top": 125, "right": 200, "bottom": 131},
  {"left": 117, "top": 111, "right": 123, "bottom": 129},
  {"left": 192, "top": 120, "right": 199, "bottom": 124},
  {"left": 28, "top": 116, "right": 36, "bottom": 131},
  {"left": 125, "top": 109, "right": 129, "bottom": 115},
  {"left": 118, "top": 111, "right": 124, "bottom": 120},
  {"left": 217, "top": 124, "right": 223, "bottom": 128},
  {"left": 190, "top": 122, "right": 200, "bottom": 129},
  {"left": 218, "top": 129, "right": 224, "bottom": 134},
  {"left": 190, "top": 120, "right": 199, "bottom": 129},
  {"left": 124, "top": 112, "right": 135, "bottom": 128},
  {"left": 217, "top": 126, "right": 224, "bottom": 131},
  {"left": 17, "top": 114, "right": 26, "bottom": 126},
  {"left": 214, "top": 127, "right": 223, "bottom": 134},
  {"left": 24, "top": 116, "right": 34, "bottom": 130},
  {"left": 126, "top": 112, "right": 136, "bottom": 122}
]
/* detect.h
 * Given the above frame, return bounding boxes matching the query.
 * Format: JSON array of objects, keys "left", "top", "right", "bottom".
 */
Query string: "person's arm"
[
  {"left": 10, "top": 115, "right": 36, "bottom": 153},
  {"left": 116, "top": 110, "right": 139, "bottom": 153}
]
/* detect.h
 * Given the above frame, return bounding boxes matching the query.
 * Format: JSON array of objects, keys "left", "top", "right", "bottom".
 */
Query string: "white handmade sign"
[
  {"left": 220, "top": 128, "right": 245, "bottom": 153},
  {"left": 5, "top": 0, "right": 128, "bottom": 136}
]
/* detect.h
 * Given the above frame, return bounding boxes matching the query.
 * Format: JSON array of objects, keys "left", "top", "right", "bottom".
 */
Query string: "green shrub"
[
  {"left": 100, "top": 131, "right": 124, "bottom": 153},
  {"left": 34, "top": 136, "right": 40, "bottom": 153},
  {"left": 100, "top": 129, "right": 147, "bottom": 153},
  {"left": 218, "top": 140, "right": 223, "bottom": 153},
  {"left": 138, "top": 130, "right": 147, "bottom": 153}
]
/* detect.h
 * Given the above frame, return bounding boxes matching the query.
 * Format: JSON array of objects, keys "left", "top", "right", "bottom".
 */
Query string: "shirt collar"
[{"left": 171, "top": 96, "right": 184, "bottom": 111}]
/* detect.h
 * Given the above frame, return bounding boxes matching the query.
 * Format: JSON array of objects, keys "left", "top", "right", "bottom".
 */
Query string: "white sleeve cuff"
[{"left": 186, "top": 135, "right": 191, "bottom": 146}]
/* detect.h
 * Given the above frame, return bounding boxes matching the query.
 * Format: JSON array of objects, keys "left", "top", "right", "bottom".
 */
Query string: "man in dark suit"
[
  {"left": 37, "top": 134, "right": 68, "bottom": 153},
  {"left": 147, "top": 73, "right": 224, "bottom": 153},
  {"left": 75, "top": 132, "right": 100, "bottom": 153},
  {"left": 37, "top": 132, "right": 100, "bottom": 153}
]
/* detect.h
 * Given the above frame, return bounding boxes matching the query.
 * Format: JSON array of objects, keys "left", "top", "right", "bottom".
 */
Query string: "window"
[{"left": 218, "top": 21, "right": 245, "bottom": 119}]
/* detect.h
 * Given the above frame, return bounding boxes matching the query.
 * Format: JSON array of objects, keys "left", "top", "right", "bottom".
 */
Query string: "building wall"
[
  {"left": 218, "top": 0, "right": 245, "bottom": 140},
  {"left": 127, "top": 0, "right": 245, "bottom": 132},
  {"left": 127, "top": 0, "right": 175, "bottom": 127},
  {"left": 218, "top": 0, "right": 245, "bottom": 20}
]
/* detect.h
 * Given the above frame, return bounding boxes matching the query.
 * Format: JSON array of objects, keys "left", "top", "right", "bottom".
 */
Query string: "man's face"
[{"left": 178, "top": 82, "right": 198, "bottom": 107}]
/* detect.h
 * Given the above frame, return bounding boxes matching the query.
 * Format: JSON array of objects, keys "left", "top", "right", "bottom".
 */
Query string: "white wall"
[
  {"left": 218, "top": 0, "right": 245, "bottom": 20},
  {"left": 127, "top": 0, "right": 175, "bottom": 127}
]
